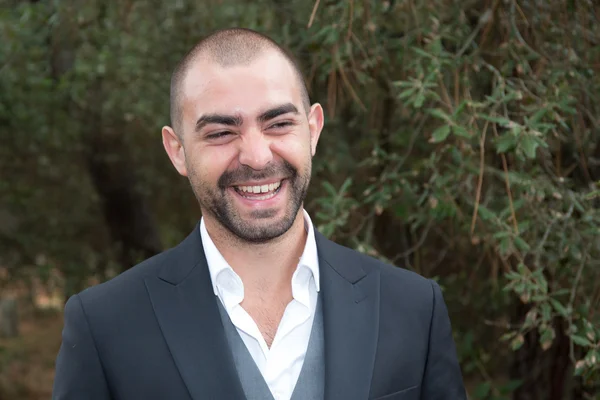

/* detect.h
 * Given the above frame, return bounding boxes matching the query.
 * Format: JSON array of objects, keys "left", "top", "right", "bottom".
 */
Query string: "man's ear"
[
  {"left": 161, "top": 126, "right": 188, "bottom": 176},
  {"left": 307, "top": 103, "right": 324, "bottom": 156}
]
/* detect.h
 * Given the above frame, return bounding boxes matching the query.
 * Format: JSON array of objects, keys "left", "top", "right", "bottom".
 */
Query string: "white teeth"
[
  {"left": 235, "top": 180, "right": 282, "bottom": 196},
  {"left": 254, "top": 192, "right": 277, "bottom": 200}
]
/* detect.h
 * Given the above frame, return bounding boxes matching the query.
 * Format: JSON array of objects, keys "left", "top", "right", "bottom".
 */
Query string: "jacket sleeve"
[
  {"left": 52, "top": 294, "right": 112, "bottom": 400},
  {"left": 421, "top": 280, "right": 467, "bottom": 399}
]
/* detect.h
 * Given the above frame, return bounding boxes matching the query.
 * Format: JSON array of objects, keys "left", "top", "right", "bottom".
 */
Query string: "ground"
[{"left": 0, "top": 282, "right": 63, "bottom": 400}]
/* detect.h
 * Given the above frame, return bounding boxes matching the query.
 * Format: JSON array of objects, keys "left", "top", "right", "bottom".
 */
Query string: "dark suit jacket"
[{"left": 52, "top": 225, "right": 466, "bottom": 400}]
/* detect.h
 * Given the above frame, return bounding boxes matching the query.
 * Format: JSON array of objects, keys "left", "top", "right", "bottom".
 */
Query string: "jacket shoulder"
[
  {"left": 76, "top": 246, "right": 176, "bottom": 307},
  {"left": 318, "top": 235, "right": 435, "bottom": 303},
  {"left": 320, "top": 235, "right": 431, "bottom": 284}
]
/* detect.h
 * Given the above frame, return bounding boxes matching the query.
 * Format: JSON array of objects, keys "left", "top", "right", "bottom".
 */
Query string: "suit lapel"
[
  {"left": 144, "top": 226, "right": 245, "bottom": 400},
  {"left": 316, "top": 232, "right": 381, "bottom": 400}
]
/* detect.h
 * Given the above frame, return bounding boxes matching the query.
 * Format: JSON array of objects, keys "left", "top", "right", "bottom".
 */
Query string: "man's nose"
[{"left": 237, "top": 130, "right": 273, "bottom": 170}]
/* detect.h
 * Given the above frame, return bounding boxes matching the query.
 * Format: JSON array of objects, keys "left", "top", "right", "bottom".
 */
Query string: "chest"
[{"left": 242, "top": 295, "right": 292, "bottom": 347}]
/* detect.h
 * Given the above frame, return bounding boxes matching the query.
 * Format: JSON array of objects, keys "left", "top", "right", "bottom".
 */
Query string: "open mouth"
[{"left": 232, "top": 180, "right": 284, "bottom": 201}]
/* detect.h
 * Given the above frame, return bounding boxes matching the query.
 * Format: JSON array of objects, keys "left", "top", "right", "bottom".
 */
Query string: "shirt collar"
[
  {"left": 298, "top": 210, "right": 320, "bottom": 292},
  {"left": 200, "top": 209, "right": 320, "bottom": 298},
  {"left": 200, "top": 217, "right": 238, "bottom": 297}
]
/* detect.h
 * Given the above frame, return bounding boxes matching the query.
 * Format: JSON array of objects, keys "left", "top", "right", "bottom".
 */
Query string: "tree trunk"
[
  {"left": 85, "top": 121, "right": 163, "bottom": 272},
  {"left": 0, "top": 298, "right": 18, "bottom": 338}
]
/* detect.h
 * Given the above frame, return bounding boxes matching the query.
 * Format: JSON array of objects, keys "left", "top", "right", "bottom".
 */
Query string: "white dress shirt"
[{"left": 200, "top": 210, "right": 320, "bottom": 400}]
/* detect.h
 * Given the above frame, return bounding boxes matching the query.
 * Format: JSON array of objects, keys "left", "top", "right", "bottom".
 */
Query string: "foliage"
[{"left": 1, "top": 0, "right": 599, "bottom": 398}]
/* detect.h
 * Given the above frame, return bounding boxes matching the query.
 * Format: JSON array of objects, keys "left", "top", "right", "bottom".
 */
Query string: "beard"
[{"left": 187, "top": 157, "right": 311, "bottom": 243}]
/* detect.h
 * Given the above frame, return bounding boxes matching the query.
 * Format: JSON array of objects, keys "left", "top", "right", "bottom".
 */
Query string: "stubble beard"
[{"left": 187, "top": 158, "right": 311, "bottom": 244}]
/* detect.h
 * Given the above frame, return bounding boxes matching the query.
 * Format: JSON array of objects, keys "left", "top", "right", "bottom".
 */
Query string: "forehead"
[{"left": 181, "top": 51, "right": 302, "bottom": 118}]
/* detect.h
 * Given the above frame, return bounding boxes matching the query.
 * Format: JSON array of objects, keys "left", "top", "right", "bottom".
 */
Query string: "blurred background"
[{"left": 1, "top": 0, "right": 599, "bottom": 399}]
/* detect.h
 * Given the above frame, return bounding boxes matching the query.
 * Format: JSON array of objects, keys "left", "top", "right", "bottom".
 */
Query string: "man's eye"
[
  {"left": 206, "top": 131, "right": 231, "bottom": 139},
  {"left": 269, "top": 121, "right": 293, "bottom": 129}
]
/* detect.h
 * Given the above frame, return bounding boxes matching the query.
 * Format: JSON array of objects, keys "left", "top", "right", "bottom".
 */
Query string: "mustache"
[{"left": 217, "top": 160, "right": 297, "bottom": 189}]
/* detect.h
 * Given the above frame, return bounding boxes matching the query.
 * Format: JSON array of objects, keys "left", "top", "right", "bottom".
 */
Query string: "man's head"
[
  {"left": 162, "top": 28, "right": 324, "bottom": 243},
  {"left": 169, "top": 28, "right": 312, "bottom": 135}
]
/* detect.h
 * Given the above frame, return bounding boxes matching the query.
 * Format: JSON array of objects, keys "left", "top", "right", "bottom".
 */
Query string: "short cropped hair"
[{"left": 169, "top": 28, "right": 311, "bottom": 135}]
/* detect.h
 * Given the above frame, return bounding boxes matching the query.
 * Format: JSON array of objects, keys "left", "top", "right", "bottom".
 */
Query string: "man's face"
[{"left": 163, "top": 50, "right": 324, "bottom": 243}]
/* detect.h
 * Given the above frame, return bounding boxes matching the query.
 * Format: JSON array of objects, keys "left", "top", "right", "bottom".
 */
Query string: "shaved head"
[
  {"left": 169, "top": 28, "right": 311, "bottom": 136},
  {"left": 160, "top": 28, "right": 325, "bottom": 245}
]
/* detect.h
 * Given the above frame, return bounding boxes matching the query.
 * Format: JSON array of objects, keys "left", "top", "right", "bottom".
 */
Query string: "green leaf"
[
  {"left": 392, "top": 81, "right": 414, "bottom": 88},
  {"left": 427, "top": 108, "right": 451, "bottom": 121},
  {"left": 571, "top": 335, "right": 592, "bottom": 347},
  {"left": 552, "top": 289, "right": 571, "bottom": 297},
  {"left": 493, "top": 231, "right": 512, "bottom": 239},
  {"left": 452, "top": 125, "right": 470, "bottom": 138},
  {"left": 505, "top": 270, "right": 521, "bottom": 280},
  {"left": 496, "top": 134, "right": 517, "bottom": 153},
  {"left": 549, "top": 298, "right": 569, "bottom": 317},
  {"left": 429, "top": 38, "right": 443, "bottom": 55},
  {"left": 478, "top": 114, "right": 513, "bottom": 127},
  {"left": 500, "top": 332, "right": 517, "bottom": 342},
  {"left": 514, "top": 236, "right": 530, "bottom": 252},
  {"left": 430, "top": 125, "right": 451, "bottom": 143},
  {"left": 540, "top": 303, "right": 552, "bottom": 322},
  {"left": 339, "top": 177, "right": 353, "bottom": 195},
  {"left": 452, "top": 125, "right": 473, "bottom": 139},
  {"left": 584, "top": 190, "right": 600, "bottom": 200},
  {"left": 511, "top": 334, "right": 525, "bottom": 350},
  {"left": 517, "top": 221, "right": 531, "bottom": 233},
  {"left": 450, "top": 147, "right": 463, "bottom": 163},
  {"left": 528, "top": 108, "right": 548, "bottom": 125},
  {"left": 520, "top": 135, "right": 539, "bottom": 159},
  {"left": 398, "top": 87, "right": 417, "bottom": 100},
  {"left": 413, "top": 47, "right": 434, "bottom": 59},
  {"left": 537, "top": 273, "right": 548, "bottom": 294},
  {"left": 499, "top": 237, "right": 511, "bottom": 255},
  {"left": 414, "top": 93, "right": 426, "bottom": 108},
  {"left": 454, "top": 100, "right": 469, "bottom": 117},
  {"left": 539, "top": 325, "right": 556, "bottom": 351},
  {"left": 321, "top": 181, "right": 338, "bottom": 197},
  {"left": 477, "top": 205, "right": 496, "bottom": 221},
  {"left": 315, "top": 211, "right": 330, "bottom": 222}
]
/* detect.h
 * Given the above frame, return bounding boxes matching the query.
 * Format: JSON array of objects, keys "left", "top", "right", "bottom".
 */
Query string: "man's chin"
[
  {"left": 223, "top": 212, "right": 298, "bottom": 243},
  {"left": 230, "top": 226, "right": 287, "bottom": 243}
]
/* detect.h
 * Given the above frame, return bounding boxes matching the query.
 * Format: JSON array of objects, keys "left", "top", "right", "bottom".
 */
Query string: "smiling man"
[{"left": 52, "top": 28, "right": 467, "bottom": 400}]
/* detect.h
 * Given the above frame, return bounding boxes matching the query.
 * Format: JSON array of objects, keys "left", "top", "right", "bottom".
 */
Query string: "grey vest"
[{"left": 216, "top": 297, "right": 325, "bottom": 400}]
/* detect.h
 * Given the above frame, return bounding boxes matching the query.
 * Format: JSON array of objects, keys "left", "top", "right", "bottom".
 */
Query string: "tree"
[{"left": 1, "top": 0, "right": 598, "bottom": 397}]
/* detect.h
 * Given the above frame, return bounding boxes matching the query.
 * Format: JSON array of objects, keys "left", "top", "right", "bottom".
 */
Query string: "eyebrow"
[
  {"left": 257, "top": 103, "right": 299, "bottom": 124},
  {"left": 195, "top": 114, "right": 243, "bottom": 132},
  {"left": 194, "top": 102, "right": 299, "bottom": 133}
]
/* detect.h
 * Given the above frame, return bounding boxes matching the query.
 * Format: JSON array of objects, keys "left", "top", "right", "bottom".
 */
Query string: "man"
[{"left": 53, "top": 28, "right": 466, "bottom": 400}]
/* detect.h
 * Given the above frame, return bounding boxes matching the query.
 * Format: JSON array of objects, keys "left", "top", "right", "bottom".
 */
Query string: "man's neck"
[{"left": 203, "top": 211, "right": 308, "bottom": 295}]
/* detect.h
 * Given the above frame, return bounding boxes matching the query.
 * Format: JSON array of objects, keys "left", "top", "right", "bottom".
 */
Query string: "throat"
[{"left": 241, "top": 291, "right": 293, "bottom": 348}]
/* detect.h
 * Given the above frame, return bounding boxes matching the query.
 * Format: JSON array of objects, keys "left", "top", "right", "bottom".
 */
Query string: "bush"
[{"left": 1, "top": 0, "right": 598, "bottom": 397}]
